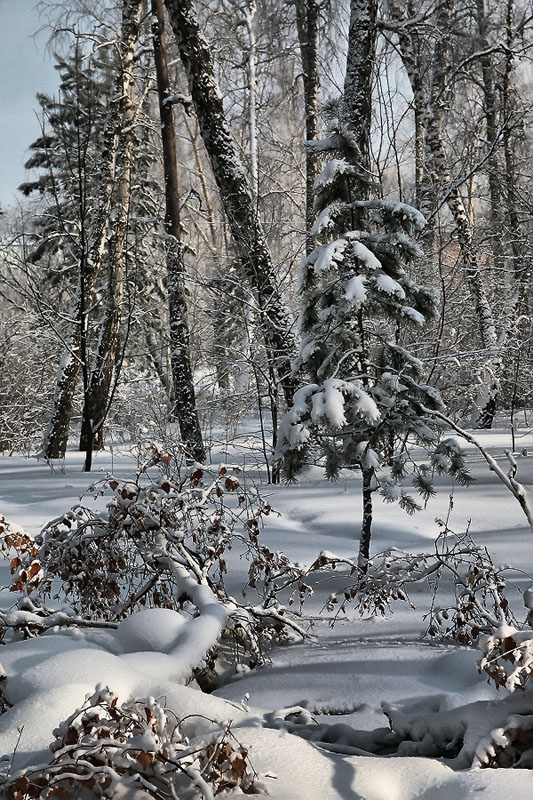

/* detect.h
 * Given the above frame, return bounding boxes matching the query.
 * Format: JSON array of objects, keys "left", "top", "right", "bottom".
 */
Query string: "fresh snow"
[
  {"left": 344, "top": 273, "right": 367, "bottom": 304},
  {"left": 1, "top": 426, "right": 533, "bottom": 798},
  {"left": 375, "top": 273, "right": 406, "bottom": 299}
]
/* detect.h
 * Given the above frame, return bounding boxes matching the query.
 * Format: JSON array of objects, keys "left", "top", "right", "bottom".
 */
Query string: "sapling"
[{"left": 276, "top": 99, "right": 470, "bottom": 569}]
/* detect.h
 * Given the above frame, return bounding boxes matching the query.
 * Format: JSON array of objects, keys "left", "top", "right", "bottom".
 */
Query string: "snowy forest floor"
[{"left": 1, "top": 423, "right": 533, "bottom": 798}]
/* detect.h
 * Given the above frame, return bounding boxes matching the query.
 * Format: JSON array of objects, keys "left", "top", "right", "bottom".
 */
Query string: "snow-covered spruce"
[{"left": 276, "top": 99, "right": 470, "bottom": 568}]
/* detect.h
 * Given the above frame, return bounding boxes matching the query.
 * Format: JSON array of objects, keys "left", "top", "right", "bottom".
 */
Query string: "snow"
[
  {"left": 402, "top": 305, "right": 426, "bottom": 325},
  {"left": 313, "top": 158, "right": 355, "bottom": 193},
  {"left": 375, "top": 273, "right": 406, "bottom": 299},
  {"left": 1, "top": 427, "right": 533, "bottom": 797},
  {"left": 312, "top": 237, "right": 348, "bottom": 271},
  {"left": 352, "top": 238, "right": 381, "bottom": 270},
  {"left": 344, "top": 273, "right": 367, "bottom": 304},
  {"left": 116, "top": 608, "right": 187, "bottom": 653}
]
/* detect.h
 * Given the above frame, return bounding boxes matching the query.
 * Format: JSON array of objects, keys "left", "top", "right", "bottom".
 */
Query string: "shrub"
[{"left": 2, "top": 686, "right": 263, "bottom": 798}]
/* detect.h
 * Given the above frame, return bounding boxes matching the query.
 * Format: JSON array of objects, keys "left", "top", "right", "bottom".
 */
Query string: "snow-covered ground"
[{"left": 1, "top": 425, "right": 533, "bottom": 798}]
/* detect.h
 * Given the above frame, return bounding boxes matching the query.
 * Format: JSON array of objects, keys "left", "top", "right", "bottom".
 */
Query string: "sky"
[{"left": 0, "top": 1, "right": 59, "bottom": 209}]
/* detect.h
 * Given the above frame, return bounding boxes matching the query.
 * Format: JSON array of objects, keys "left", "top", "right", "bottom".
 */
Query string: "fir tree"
[{"left": 276, "top": 100, "right": 471, "bottom": 570}]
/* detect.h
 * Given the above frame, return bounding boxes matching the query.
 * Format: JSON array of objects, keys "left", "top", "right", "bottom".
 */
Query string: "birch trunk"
[
  {"left": 294, "top": 0, "right": 320, "bottom": 252},
  {"left": 150, "top": 0, "right": 206, "bottom": 463},
  {"left": 44, "top": 0, "right": 144, "bottom": 459},
  {"left": 164, "top": 0, "right": 297, "bottom": 410}
]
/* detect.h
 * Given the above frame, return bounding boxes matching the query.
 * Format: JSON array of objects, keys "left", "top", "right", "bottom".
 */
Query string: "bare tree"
[
  {"left": 164, "top": 0, "right": 298, "bottom": 411},
  {"left": 44, "top": 0, "right": 144, "bottom": 461},
  {"left": 150, "top": 0, "right": 205, "bottom": 462}
]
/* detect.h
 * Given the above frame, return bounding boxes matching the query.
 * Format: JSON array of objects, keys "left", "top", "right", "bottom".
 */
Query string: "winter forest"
[{"left": 1, "top": 0, "right": 533, "bottom": 796}]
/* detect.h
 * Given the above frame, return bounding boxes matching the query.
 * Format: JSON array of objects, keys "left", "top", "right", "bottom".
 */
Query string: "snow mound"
[{"left": 116, "top": 607, "right": 187, "bottom": 653}]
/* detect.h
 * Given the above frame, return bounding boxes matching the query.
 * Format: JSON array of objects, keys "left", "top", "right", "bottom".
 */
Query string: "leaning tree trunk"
[
  {"left": 164, "top": 0, "right": 297, "bottom": 410},
  {"left": 150, "top": 0, "right": 205, "bottom": 463},
  {"left": 44, "top": 0, "right": 144, "bottom": 460}
]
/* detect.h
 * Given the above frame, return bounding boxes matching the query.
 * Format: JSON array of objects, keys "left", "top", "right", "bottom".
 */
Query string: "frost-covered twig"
[{"left": 0, "top": 608, "right": 118, "bottom": 634}]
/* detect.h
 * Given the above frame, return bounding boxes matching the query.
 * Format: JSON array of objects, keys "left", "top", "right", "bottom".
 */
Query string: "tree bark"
[
  {"left": 294, "top": 0, "right": 320, "bottom": 252},
  {"left": 150, "top": 0, "right": 205, "bottom": 463},
  {"left": 343, "top": 0, "right": 378, "bottom": 183},
  {"left": 44, "top": 0, "right": 144, "bottom": 460},
  {"left": 79, "top": 68, "right": 137, "bottom": 459},
  {"left": 164, "top": 0, "right": 297, "bottom": 410},
  {"left": 358, "top": 466, "right": 374, "bottom": 572},
  {"left": 343, "top": 0, "right": 378, "bottom": 559},
  {"left": 388, "top": 0, "right": 500, "bottom": 426}
]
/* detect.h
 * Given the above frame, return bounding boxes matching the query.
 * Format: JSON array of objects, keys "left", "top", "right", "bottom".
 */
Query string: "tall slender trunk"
[
  {"left": 342, "top": 0, "right": 378, "bottom": 558},
  {"left": 294, "top": 0, "right": 320, "bottom": 252},
  {"left": 44, "top": 0, "right": 144, "bottom": 459},
  {"left": 501, "top": 0, "right": 531, "bottom": 319},
  {"left": 343, "top": 0, "right": 378, "bottom": 186},
  {"left": 164, "top": 0, "right": 297, "bottom": 410},
  {"left": 242, "top": 0, "right": 259, "bottom": 205},
  {"left": 80, "top": 88, "right": 136, "bottom": 460},
  {"left": 146, "top": 328, "right": 175, "bottom": 406},
  {"left": 358, "top": 466, "right": 374, "bottom": 572},
  {"left": 181, "top": 112, "right": 232, "bottom": 393},
  {"left": 151, "top": 0, "right": 205, "bottom": 463},
  {"left": 388, "top": 0, "right": 499, "bottom": 426}
]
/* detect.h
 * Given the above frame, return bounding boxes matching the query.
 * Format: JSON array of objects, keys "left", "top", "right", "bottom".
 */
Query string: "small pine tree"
[{"left": 276, "top": 100, "right": 471, "bottom": 570}]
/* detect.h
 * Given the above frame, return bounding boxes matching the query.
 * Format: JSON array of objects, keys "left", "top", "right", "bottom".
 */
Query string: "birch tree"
[
  {"left": 149, "top": 0, "right": 205, "bottom": 463},
  {"left": 294, "top": 0, "right": 320, "bottom": 251},
  {"left": 44, "top": 0, "right": 143, "bottom": 460},
  {"left": 164, "top": 0, "right": 298, "bottom": 411}
]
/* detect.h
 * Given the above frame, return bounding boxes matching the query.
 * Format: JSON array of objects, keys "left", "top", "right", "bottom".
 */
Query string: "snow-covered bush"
[
  {"left": 314, "top": 521, "right": 516, "bottom": 647},
  {"left": 479, "top": 621, "right": 533, "bottom": 694},
  {"left": 1, "top": 685, "right": 262, "bottom": 798},
  {"left": 1, "top": 447, "right": 316, "bottom": 673}
]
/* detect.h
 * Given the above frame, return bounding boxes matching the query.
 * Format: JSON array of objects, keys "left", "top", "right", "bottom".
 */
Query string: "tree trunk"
[
  {"left": 358, "top": 466, "right": 374, "bottom": 572},
  {"left": 79, "top": 90, "right": 136, "bottom": 458},
  {"left": 150, "top": 0, "right": 205, "bottom": 463},
  {"left": 44, "top": 0, "right": 144, "bottom": 460},
  {"left": 294, "top": 0, "right": 320, "bottom": 252},
  {"left": 80, "top": 0, "right": 143, "bottom": 470},
  {"left": 343, "top": 0, "right": 378, "bottom": 556},
  {"left": 343, "top": 0, "right": 378, "bottom": 183},
  {"left": 146, "top": 328, "right": 175, "bottom": 406},
  {"left": 164, "top": 0, "right": 297, "bottom": 411}
]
